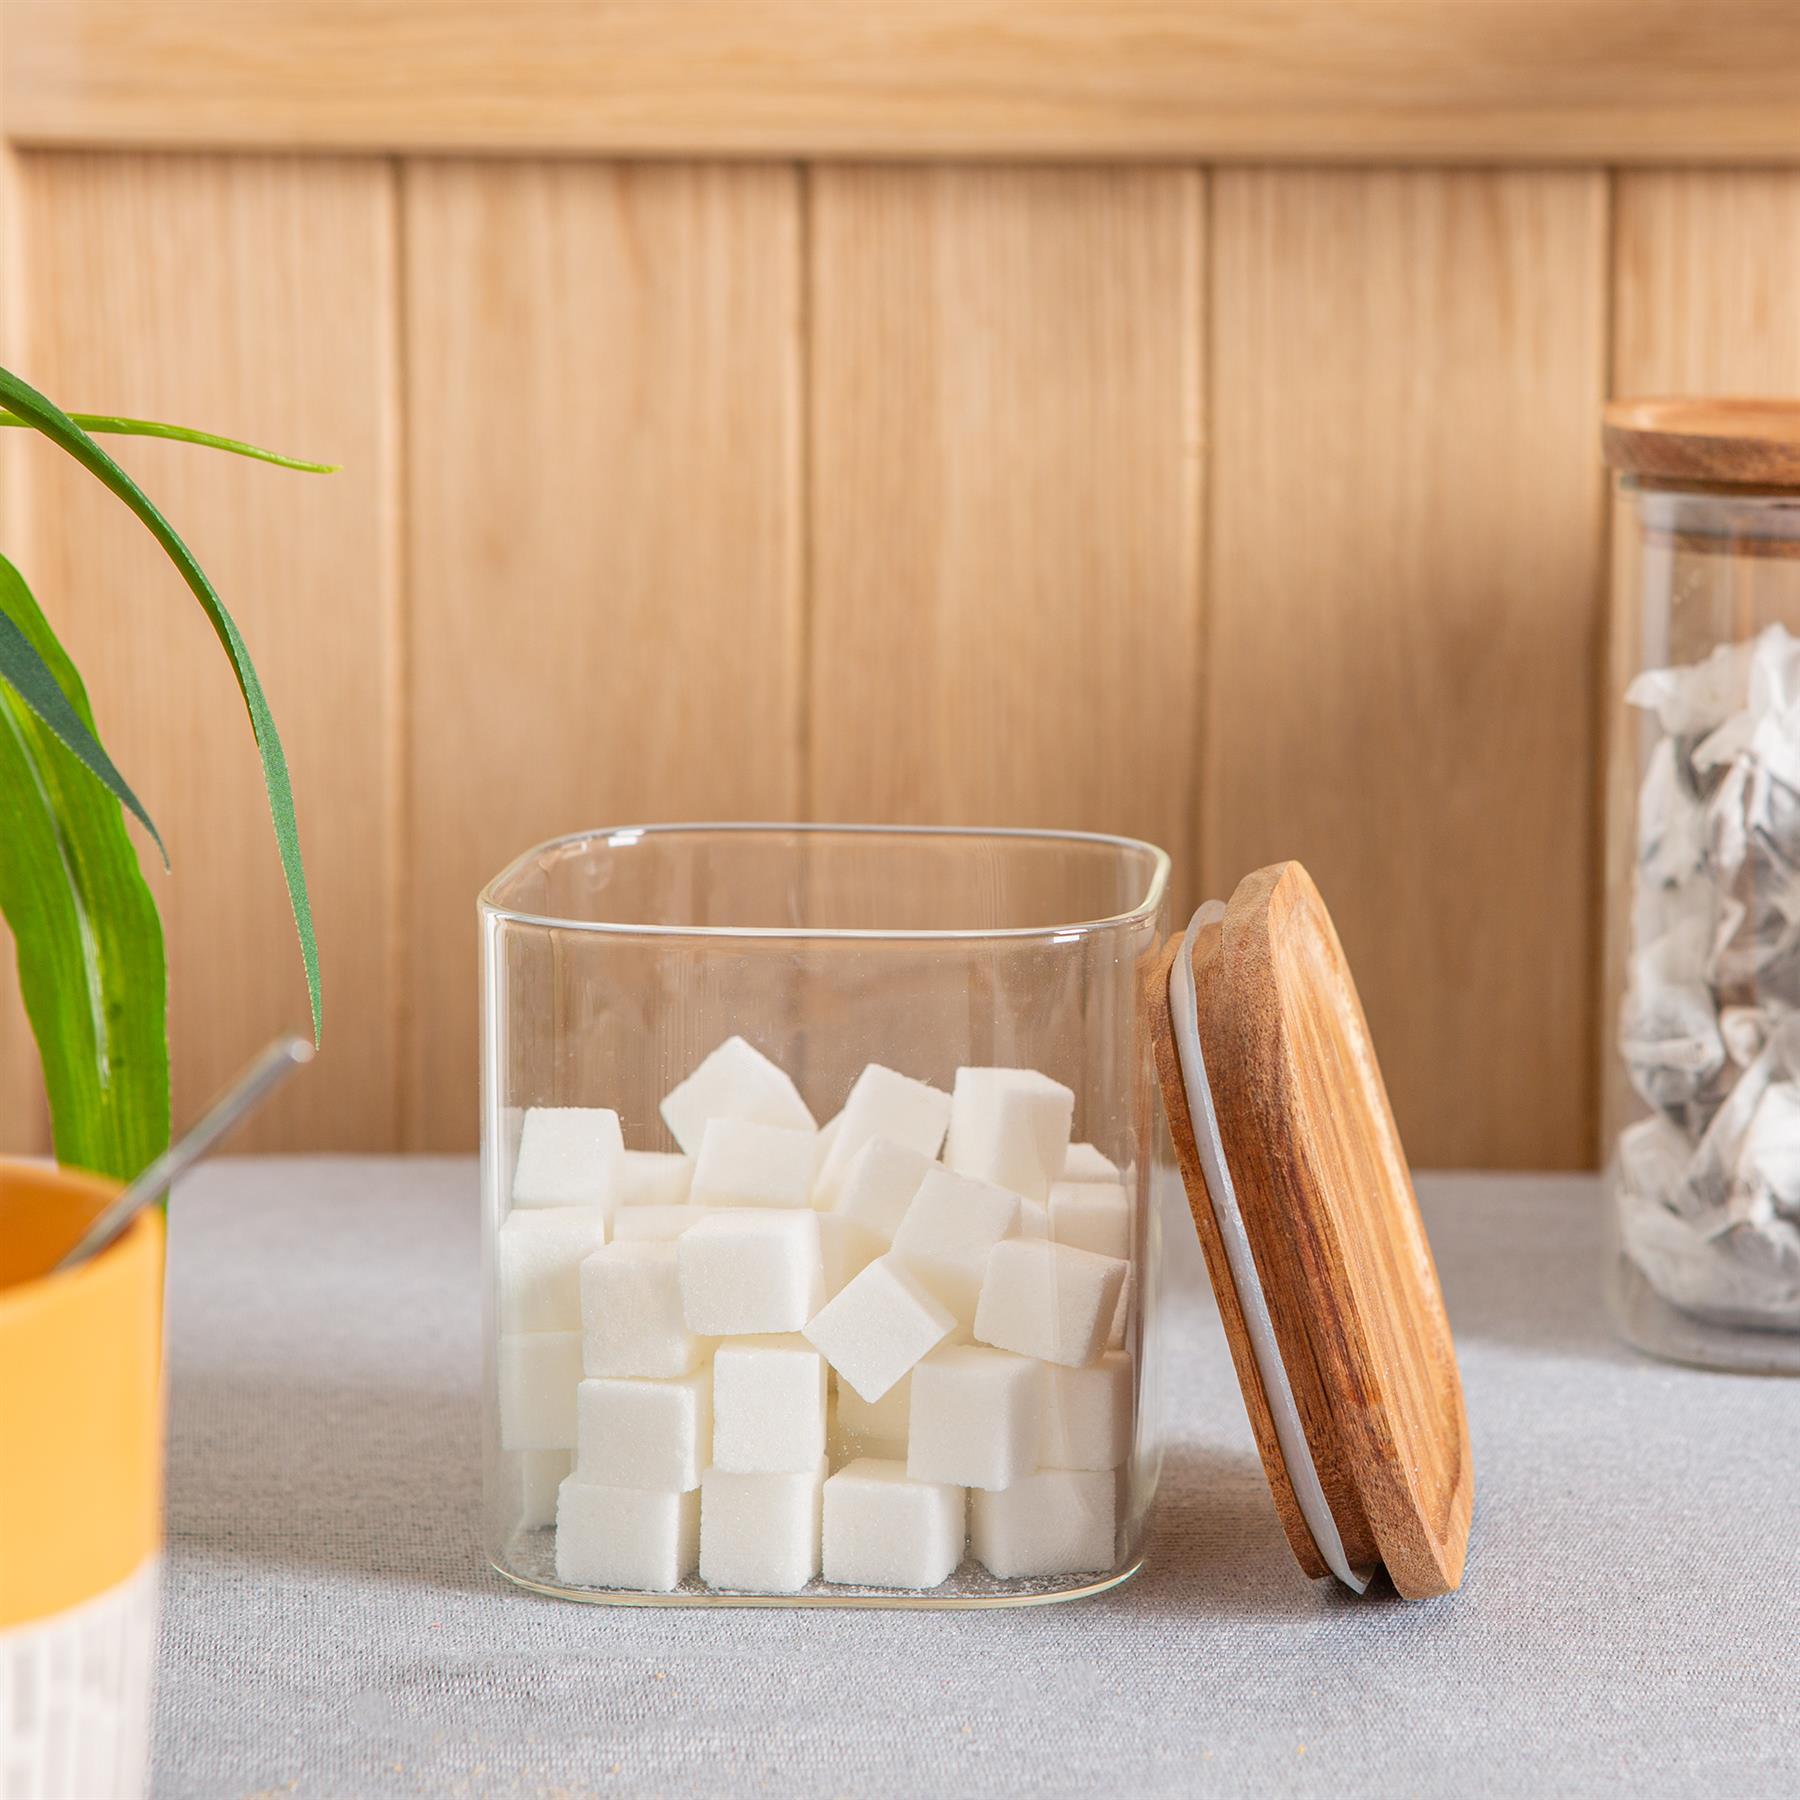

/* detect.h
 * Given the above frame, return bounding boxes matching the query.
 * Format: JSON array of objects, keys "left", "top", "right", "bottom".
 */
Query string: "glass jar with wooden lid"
[
  {"left": 477, "top": 827, "right": 1472, "bottom": 1604},
  {"left": 1603, "top": 399, "right": 1800, "bottom": 1372}
]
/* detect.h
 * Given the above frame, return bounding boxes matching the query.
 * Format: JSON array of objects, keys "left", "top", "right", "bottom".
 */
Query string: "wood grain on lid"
[
  {"left": 1149, "top": 863, "right": 1473, "bottom": 1599},
  {"left": 1604, "top": 397, "right": 1800, "bottom": 488}
]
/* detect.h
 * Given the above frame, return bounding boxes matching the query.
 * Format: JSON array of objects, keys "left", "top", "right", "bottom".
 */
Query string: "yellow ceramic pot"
[{"left": 0, "top": 1159, "right": 164, "bottom": 1799}]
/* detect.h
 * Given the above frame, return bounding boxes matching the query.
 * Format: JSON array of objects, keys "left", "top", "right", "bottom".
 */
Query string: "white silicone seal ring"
[{"left": 1167, "top": 903, "right": 1374, "bottom": 1595}]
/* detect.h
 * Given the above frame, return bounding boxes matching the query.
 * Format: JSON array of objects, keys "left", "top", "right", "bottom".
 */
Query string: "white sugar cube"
[
  {"left": 1039, "top": 1352, "right": 1133, "bottom": 1470},
  {"left": 1015, "top": 1198, "right": 1049, "bottom": 1240},
  {"left": 576, "top": 1370, "right": 710, "bottom": 1492},
  {"left": 678, "top": 1211, "right": 824, "bottom": 1336},
  {"left": 971, "top": 1468, "right": 1115, "bottom": 1578},
  {"left": 890, "top": 1167, "right": 1021, "bottom": 1324},
  {"left": 499, "top": 1449, "right": 570, "bottom": 1531},
  {"left": 1048, "top": 1181, "right": 1131, "bottom": 1261},
  {"left": 804, "top": 1256, "right": 955, "bottom": 1403},
  {"left": 690, "top": 1118, "right": 818, "bottom": 1209},
  {"left": 618, "top": 1150, "right": 694, "bottom": 1207},
  {"left": 498, "top": 1332, "right": 584, "bottom": 1450},
  {"left": 555, "top": 1478, "right": 698, "bottom": 1591},
  {"left": 974, "top": 1238, "right": 1126, "bottom": 1368},
  {"left": 823, "top": 1458, "right": 965, "bottom": 1589},
  {"left": 511, "top": 1106, "right": 626, "bottom": 1209},
  {"left": 1108, "top": 1268, "right": 1135, "bottom": 1352},
  {"left": 712, "top": 1336, "right": 827, "bottom": 1473},
  {"left": 498, "top": 1208, "right": 608, "bottom": 1332},
  {"left": 1060, "top": 1142, "right": 1120, "bottom": 1184},
  {"left": 813, "top": 1065, "right": 952, "bottom": 1205},
  {"left": 832, "top": 1138, "right": 936, "bottom": 1241},
  {"left": 581, "top": 1241, "right": 706, "bottom": 1378},
  {"left": 660, "top": 1036, "right": 816, "bottom": 1154},
  {"left": 906, "top": 1345, "right": 1043, "bottom": 1491},
  {"left": 611, "top": 1205, "right": 722, "bottom": 1242},
  {"left": 945, "top": 1068, "right": 1074, "bottom": 1203},
  {"left": 699, "top": 1462, "right": 824, "bottom": 1593},
  {"left": 813, "top": 1109, "right": 843, "bottom": 1175},
  {"left": 819, "top": 1212, "right": 883, "bottom": 1298}
]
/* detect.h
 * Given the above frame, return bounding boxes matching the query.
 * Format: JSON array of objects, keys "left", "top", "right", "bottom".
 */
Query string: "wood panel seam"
[
  {"left": 386, "top": 155, "right": 413, "bottom": 1150},
  {"left": 0, "top": 33, "right": 49, "bottom": 1149},
  {"left": 796, "top": 160, "right": 815, "bottom": 822},
  {"left": 1188, "top": 162, "right": 1212, "bottom": 917},
  {"left": 1589, "top": 164, "right": 1623, "bottom": 1165}
]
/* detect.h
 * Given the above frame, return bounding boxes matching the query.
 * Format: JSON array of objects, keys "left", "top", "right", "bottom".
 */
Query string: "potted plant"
[{"left": 0, "top": 364, "right": 325, "bottom": 1799}]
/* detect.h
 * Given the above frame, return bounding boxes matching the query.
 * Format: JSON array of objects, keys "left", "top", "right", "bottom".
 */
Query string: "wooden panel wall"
[
  {"left": 2, "top": 18, "right": 1798, "bottom": 1169},
  {"left": 808, "top": 166, "right": 1203, "bottom": 880},
  {"left": 1613, "top": 172, "right": 1800, "bottom": 392},
  {"left": 7, "top": 152, "right": 401, "bottom": 1153},
  {"left": 1204, "top": 169, "right": 1609, "bottom": 1168},
  {"left": 402, "top": 161, "right": 803, "bottom": 1147}
]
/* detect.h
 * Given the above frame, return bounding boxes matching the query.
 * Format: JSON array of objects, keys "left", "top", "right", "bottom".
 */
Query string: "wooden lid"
[
  {"left": 1603, "top": 397, "right": 1800, "bottom": 488},
  {"left": 1147, "top": 863, "right": 1473, "bottom": 1600}
]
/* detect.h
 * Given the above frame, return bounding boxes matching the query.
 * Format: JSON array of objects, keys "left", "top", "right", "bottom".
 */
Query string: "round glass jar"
[
  {"left": 479, "top": 824, "right": 1170, "bottom": 1604},
  {"left": 1602, "top": 400, "right": 1800, "bottom": 1372}
]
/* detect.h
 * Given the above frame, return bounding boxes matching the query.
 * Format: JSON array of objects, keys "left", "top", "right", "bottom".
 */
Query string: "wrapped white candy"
[
  {"left": 1616, "top": 1114, "right": 1693, "bottom": 1214},
  {"left": 1682, "top": 1016, "right": 1800, "bottom": 1212},
  {"left": 1631, "top": 872, "right": 1715, "bottom": 961},
  {"left": 1633, "top": 911, "right": 1713, "bottom": 988},
  {"left": 1709, "top": 894, "right": 1800, "bottom": 991},
  {"left": 1735, "top": 1080, "right": 1800, "bottom": 1208},
  {"left": 1620, "top": 980, "right": 1724, "bottom": 1112},
  {"left": 1691, "top": 710, "right": 1755, "bottom": 775},
  {"left": 1637, "top": 738, "right": 1707, "bottom": 887},
  {"left": 1624, "top": 635, "right": 1757, "bottom": 738},
  {"left": 1618, "top": 1184, "right": 1800, "bottom": 1326},
  {"left": 1750, "top": 702, "right": 1800, "bottom": 797},
  {"left": 1747, "top": 621, "right": 1800, "bottom": 717},
  {"left": 1719, "top": 1003, "right": 1782, "bottom": 1068}
]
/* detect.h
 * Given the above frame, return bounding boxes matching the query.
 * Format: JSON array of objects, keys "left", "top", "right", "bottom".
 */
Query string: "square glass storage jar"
[{"left": 479, "top": 824, "right": 1170, "bottom": 1605}]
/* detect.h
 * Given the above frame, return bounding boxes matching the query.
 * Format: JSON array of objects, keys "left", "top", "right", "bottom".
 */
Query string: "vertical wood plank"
[
  {"left": 12, "top": 151, "right": 401, "bottom": 1152},
  {"left": 1206, "top": 169, "right": 1610, "bottom": 1170},
  {"left": 0, "top": 25, "right": 48, "bottom": 1153},
  {"left": 402, "top": 161, "right": 803, "bottom": 1150},
  {"left": 807, "top": 166, "right": 1204, "bottom": 891},
  {"left": 1614, "top": 171, "right": 1800, "bottom": 393}
]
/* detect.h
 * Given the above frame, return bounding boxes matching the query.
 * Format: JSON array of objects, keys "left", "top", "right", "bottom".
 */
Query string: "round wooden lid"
[
  {"left": 1603, "top": 397, "right": 1800, "bottom": 488},
  {"left": 1148, "top": 862, "right": 1473, "bottom": 1599}
]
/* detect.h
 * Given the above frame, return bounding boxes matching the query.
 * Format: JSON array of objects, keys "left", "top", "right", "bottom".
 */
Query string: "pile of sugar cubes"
[{"left": 495, "top": 1036, "right": 1136, "bottom": 1594}]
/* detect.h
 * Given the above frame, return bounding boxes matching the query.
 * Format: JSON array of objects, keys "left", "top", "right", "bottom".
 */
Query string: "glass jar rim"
[{"left": 478, "top": 821, "right": 1172, "bottom": 942}]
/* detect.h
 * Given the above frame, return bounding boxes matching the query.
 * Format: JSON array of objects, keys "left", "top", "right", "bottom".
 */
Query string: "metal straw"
[{"left": 53, "top": 1034, "right": 314, "bottom": 1272}]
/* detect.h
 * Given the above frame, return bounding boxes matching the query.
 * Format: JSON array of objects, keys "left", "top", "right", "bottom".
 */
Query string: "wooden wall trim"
[{"left": 8, "top": 2, "right": 1800, "bottom": 163}]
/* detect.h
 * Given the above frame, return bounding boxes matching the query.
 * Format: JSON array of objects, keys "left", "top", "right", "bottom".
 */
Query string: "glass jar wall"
[
  {"left": 480, "top": 824, "right": 1171, "bottom": 1602},
  {"left": 1603, "top": 401, "right": 1800, "bottom": 1372}
]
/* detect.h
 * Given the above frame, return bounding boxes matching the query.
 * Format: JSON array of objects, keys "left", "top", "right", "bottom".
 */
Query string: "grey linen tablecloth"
[{"left": 152, "top": 1160, "right": 1798, "bottom": 1799}]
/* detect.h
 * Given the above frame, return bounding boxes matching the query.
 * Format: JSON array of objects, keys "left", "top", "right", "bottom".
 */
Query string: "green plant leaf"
[
  {"left": 0, "top": 557, "right": 169, "bottom": 1181},
  {"left": 0, "top": 409, "right": 337, "bottom": 473},
  {"left": 0, "top": 365, "right": 321, "bottom": 1043},
  {"left": 0, "top": 590, "right": 167, "bottom": 865}
]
